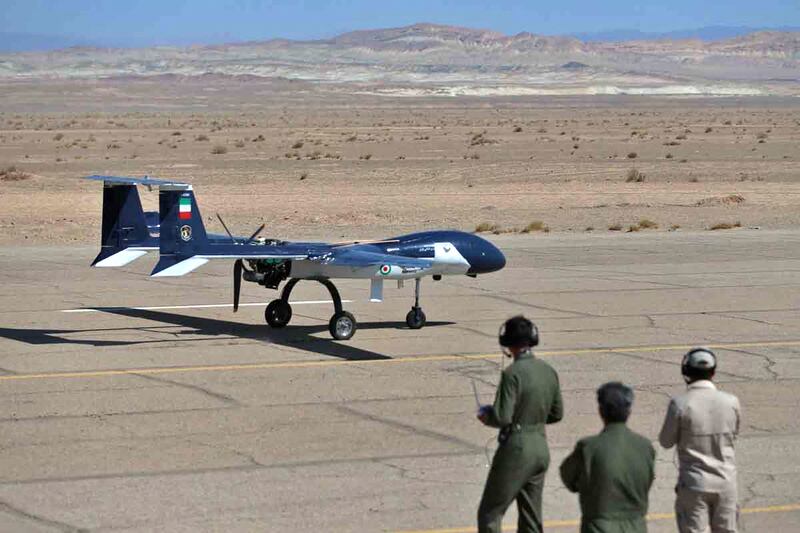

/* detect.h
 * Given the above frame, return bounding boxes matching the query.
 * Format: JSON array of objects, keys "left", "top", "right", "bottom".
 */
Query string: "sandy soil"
[{"left": 0, "top": 78, "right": 798, "bottom": 245}]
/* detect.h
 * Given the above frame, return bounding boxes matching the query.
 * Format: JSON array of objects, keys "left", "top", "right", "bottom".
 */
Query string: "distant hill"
[
  {"left": 573, "top": 25, "right": 800, "bottom": 42},
  {"left": 0, "top": 23, "right": 797, "bottom": 96}
]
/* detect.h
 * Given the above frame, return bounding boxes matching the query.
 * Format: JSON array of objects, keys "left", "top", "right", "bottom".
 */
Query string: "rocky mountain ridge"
[{"left": 1, "top": 23, "right": 797, "bottom": 95}]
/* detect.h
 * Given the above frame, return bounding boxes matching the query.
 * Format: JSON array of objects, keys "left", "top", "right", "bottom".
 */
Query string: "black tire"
[
  {"left": 406, "top": 308, "right": 427, "bottom": 329},
  {"left": 329, "top": 311, "right": 357, "bottom": 340},
  {"left": 265, "top": 300, "right": 292, "bottom": 328}
]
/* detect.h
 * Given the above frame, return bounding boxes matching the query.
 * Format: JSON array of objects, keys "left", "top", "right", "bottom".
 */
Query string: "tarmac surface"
[{"left": 1, "top": 229, "right": 799, "bottom": 532}]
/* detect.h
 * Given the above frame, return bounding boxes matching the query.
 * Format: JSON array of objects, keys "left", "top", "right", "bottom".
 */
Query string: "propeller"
[
  {"left": 246, "top": 223, "right": 265, "bottom": 243},
  {"left": 216, "top": 215, "right": 265, "bottom": 313},
  {"left": 216, "top": 213, "right": 236, "bottom": 243},
  {"left": 233, "top": 259, "right": 243, "bottom": 312}
]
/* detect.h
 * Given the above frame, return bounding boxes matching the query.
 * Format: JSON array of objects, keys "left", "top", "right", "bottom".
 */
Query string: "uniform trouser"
[
  {"left": 477, "top": 432, "right": 549, "bottom": 533},
  {"left": 581, "top": 516, "right": 647, "bottom": 533},
  {"left": 675, "top": 485, "right": 738, "bottom": 533}
]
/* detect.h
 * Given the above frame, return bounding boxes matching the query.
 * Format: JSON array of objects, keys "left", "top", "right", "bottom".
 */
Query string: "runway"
[{"left": 1, "top": 229, "right": 799, "bottom": 532}]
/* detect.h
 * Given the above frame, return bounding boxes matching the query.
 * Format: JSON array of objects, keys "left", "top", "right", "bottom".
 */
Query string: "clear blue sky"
[{"left": 2, "top": 0, "right": 798, "bottom": 47}]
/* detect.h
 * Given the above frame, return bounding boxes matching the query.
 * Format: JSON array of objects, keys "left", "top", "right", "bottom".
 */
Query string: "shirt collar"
[
  {"left": 688, "top": 379, "right": 717, "bottom": 390},
  {"left": 515, "top": 349, "right": 534, "bottom": 360}
]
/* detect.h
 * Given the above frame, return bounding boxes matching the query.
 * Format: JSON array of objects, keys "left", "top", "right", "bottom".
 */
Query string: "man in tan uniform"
[{"left": 659, "top": 347, "right": 741, "bottom": 533}]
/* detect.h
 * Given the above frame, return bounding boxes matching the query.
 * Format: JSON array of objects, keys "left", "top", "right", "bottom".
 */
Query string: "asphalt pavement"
[{"left": 0, "top": 229, "right": 798, "bottom": 532}]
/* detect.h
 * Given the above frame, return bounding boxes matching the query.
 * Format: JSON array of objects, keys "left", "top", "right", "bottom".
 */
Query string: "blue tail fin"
[
  {"left": 91, "top": 183, "right": 159, "bottom": 267},
  {"left": 151, "top": 186, "right": 210, "bottom": 275}
]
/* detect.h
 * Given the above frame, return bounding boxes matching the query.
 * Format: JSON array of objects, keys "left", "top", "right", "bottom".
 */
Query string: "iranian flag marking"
[{"left": 179, "top": 197, "right": 191, "bottom": 220}]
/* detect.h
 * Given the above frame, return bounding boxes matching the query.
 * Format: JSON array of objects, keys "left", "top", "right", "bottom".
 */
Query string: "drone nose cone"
[{"left": 468, "top": 238, "right": 506, "bottom": 274}]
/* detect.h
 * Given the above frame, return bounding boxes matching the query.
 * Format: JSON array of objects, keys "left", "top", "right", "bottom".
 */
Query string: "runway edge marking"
[
  {"left": 393, "top": 502, "right": 800, "bottom": 533},
  {"left": 1, "top": 340, "right": 799, "bottom": 383}
]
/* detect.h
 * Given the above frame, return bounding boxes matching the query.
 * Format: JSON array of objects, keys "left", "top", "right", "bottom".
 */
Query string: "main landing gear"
[
  {"left": 264, "top": 277, "right": 428, "bottom": 340},
  {"left": 264, "top": 278, "right": 357, "bottom": 340}
]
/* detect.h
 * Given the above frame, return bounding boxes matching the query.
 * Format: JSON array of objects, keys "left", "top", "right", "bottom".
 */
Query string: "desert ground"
[
  {"left": 0, "top": 79, "right": 799, "bottom": 532},
  {"left": 0, "top": 79, "right": 798, "bottom": 244}
]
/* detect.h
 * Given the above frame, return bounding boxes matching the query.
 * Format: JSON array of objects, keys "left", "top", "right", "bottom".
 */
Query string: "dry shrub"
[
  {"left": 469, "top": 132, "right": 497, "bottom": 146},
  {"left": 625, "top": 168, "right": 645, "bottom": 183},
  {"left": 359, "top": 154, "right": 372, "bottom": 160},
  {"left": 608, "top": 224, "right": 623, "bottom": 231},
  {"left": 695, "top": 195, "right": 745, "bottom": 207},
  {"left": 211, "top": 145, "right": 228, "bottom": 155},
  {"left": 52, "top": 133, "right": 64, "bottom": 141},
  {"left": 234, "top": 140, "right": 245, "bottom": 148},
  {"left": 0, "top": 166, "right": 32, "bottom": 182},
  {"left": 474, "top": 222, "right": 499, "bottom": 233},
  {"left": 520, "top": 221, "right": 549, "bottom": 233},
  {"left": 291, "top": 140, "right": 304, "bottom": 149},
  {"left": 638, "top": 218, "right": 658, "bottom": 229},
  {"left": 709, "top": 222, "right": 742, "bottom": 230},
  {"left": 195, "top": 134, "right": 209, "bottom": 141}
]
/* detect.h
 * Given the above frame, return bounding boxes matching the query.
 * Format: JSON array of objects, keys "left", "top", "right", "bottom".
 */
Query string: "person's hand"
[{"left": 477, "top": 405, "right": 491, "bottom": 425}]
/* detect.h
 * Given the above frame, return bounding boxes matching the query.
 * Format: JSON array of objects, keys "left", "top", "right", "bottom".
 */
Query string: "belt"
[{"left": 507, "top": 423, "right": 545, "bottom": 432}]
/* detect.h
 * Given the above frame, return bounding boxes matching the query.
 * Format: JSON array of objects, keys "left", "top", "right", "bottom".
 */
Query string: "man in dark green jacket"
[
  {"left": 560, "top": 382, "right": 655, "bottom": 533},
  {"left": 477, "top": 316, "right": 563, "bottom": 533}
]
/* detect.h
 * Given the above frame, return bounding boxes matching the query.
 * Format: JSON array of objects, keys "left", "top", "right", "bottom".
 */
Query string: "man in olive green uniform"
[
  {"left": 477, "top": 316, "right": 563, "bottom": 533},
  {"left": 560, "top": 382, "right": 655, "bottom": 533}
]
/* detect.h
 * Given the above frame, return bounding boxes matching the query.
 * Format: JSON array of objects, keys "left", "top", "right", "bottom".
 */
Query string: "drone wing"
[{"left": 318, "top": 247, "right": 433, "bottom": 276}]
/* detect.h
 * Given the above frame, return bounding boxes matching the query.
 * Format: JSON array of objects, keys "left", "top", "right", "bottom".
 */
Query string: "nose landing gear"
[{"left": 405, "top": 277, "right": 427, "bottom": 329}]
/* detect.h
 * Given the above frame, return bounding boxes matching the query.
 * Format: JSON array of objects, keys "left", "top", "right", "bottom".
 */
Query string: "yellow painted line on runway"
[
  {"left": 393, "top": 502, "right": 800, "bottom": 533},
  {"left": 1, "top": 339, "right": 800, "bottom": 383}
]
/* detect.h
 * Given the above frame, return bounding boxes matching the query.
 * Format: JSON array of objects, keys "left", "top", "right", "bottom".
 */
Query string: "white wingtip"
[
  {"left": 93, "top": 249, "right": 150, "bottom": 267},
  {"left": 151, "top": 257, "right": 209, "bottom": 277}
]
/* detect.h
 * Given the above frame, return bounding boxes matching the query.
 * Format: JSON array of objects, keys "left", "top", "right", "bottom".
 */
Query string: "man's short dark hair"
[{"left": 597, "top": 382, "right": 634, "bottom": 423}]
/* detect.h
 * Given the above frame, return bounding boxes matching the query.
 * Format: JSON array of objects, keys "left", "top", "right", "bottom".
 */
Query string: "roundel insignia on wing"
[
  {"left": 379, "top": 264, "right": 391, "bottom": 276},
  {"left": 180, "top": 225, "right": 193, "bottom": 242}
]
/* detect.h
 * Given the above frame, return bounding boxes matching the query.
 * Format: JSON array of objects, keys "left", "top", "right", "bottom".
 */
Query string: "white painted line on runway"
[{"left": 60, "top": 300, "right": 353, "bottom": 313}]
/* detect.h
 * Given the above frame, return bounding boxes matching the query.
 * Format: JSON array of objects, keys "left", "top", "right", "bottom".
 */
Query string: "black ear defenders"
[{"left": 681, "top": 347, "right": 717, "bottom": 377}]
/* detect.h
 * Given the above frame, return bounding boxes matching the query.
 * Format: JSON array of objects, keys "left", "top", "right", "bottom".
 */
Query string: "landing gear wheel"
[
  {"left": 406, "top": 308, "right": 427, "bottom": 329},
  {"left": 329, "top": 311, "right": 357, "bottom": 340},
  {"left": 265, "top": 300, "right": 292, "bottom": 328}
]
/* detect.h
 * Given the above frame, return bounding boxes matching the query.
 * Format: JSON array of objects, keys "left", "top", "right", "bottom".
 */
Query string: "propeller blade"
[
  {"left": 247, "top": 223, "right": 266, "bottom": 243},
  {"left": 216, "top": 213, "right": 236, "bottom": 243},
  {"left": 233, "top": 259, "right": 243, "bottom": 312}
]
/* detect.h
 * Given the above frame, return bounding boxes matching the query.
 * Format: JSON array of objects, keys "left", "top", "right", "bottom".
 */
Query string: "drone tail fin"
[
  {"left": 91, "top": 182, "right": 158, "bottom": 267},
  {"left": 151, "top": 185, "right": 210, "bottom": 276}
]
